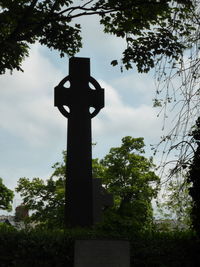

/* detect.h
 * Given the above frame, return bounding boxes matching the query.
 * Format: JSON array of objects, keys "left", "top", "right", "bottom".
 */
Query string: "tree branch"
[
  {"left": 67, "top": 9, "right": 116, "bottom": 19},
  {"left": 169, "top": 140, "right": 196, "bottom": 154},
  {"left": 57, "top": 2, "right": 116, "bottom": 18}
]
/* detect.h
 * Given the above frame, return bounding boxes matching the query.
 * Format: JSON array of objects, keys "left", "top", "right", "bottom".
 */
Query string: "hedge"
[{"left": 0, "top": 225, "right": 199, "bottom": 267}]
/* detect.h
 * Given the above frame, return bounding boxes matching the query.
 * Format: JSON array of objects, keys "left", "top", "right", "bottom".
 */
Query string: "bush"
[
  {"left": 131, "top": 231, "right": 200, "bottom": 266},
  {"left": 0, "top": 227, "right": 199, "bottom": 267},
  {"left": 0, "top": 228, "right": 74, "bottom": 267}
]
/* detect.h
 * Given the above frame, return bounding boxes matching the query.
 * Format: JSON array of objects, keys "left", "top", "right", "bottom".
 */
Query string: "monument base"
[{"left": 74, "top": 239, "right": 130, "bottom": 267}]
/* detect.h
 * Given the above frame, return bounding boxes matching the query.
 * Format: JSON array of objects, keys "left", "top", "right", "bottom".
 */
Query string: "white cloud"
[
  {"left": 73, "top": 14, "right": 127, "bottom": 76},
  {"left": 0, "top": 7, "right": 168, "bottom": 214},
  {"left": 0, "top": 44, "right": 66, "bottom": 147},
  {"left": 0, "top": 43, "right": 164, "bottom": 199},
  {"left": 93, "top": 81, "right": 163, "bottom": 142},
  {"left": 0, "top": 45, "right": 162, "bottom": 152}
]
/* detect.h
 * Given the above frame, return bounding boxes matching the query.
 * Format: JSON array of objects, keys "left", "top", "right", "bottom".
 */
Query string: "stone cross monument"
[{"left": 54, "top": 57, "right": 113, "bottom": 227}]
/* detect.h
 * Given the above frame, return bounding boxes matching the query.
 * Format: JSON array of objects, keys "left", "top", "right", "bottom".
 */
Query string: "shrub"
[{"left": 0, "top": 227, "right": 199, "bottom": 267}]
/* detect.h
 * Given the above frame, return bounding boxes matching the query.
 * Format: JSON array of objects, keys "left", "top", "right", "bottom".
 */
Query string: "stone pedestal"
[{"left": 74, "top": 240, "right": 130, "bottom": 267}]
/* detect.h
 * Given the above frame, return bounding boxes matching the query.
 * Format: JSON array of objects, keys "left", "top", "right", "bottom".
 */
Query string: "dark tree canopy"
[
  {"left": 187, "top": 117, "right": 200, "bottom": 236},
  {"left": 0, "top": 0, "right": 195, "bottom": 74},
  {"left": 98, "top": 136, "right": 159, "bottom": 231},
  {"left": 0, "top": 177, "right": 14, "bottom": 211},
  {"left": 16, "top": 137, "right": 159, "bottom": 230}
]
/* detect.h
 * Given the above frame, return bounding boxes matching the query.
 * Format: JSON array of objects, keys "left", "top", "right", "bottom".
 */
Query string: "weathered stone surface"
[{"left": 74, "top": 240, "right": 130, "bottom": 267}]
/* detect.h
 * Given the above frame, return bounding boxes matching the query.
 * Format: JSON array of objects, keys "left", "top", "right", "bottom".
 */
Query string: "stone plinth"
[{"left": 74, "top": 239, "right": 130, "bottom": 267}]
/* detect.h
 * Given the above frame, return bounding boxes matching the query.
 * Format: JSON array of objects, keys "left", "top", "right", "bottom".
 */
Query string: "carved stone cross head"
[{"left": 54, "top": 57, "right": 104, "bottom": 118}]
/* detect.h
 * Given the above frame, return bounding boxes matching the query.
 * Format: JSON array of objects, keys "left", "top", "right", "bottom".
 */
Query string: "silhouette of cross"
[{"left": 54, "top": 57, "right": 107, "bottom": 227}]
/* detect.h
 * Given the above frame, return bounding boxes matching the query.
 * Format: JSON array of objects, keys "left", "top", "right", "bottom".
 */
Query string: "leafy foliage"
[
  {"left": 96, "top": 136, "right": 160, "bottom": 232},
  {"left": 15, "top": 151, "right": 67, "bottom": 228},
  {"left": 0, "top": 0, "right": 81, "bottom": 73},
  {"left": 157, "top": 176, "right": 192, "bottom": 229},
  {"left": 0, "top": 227, "right": 199, "bottom": 267},
  {"left": 157, "top": 117, "right": 200, "bottom": 234},
  {"left": 0, "top": 177, "right": 14, "bottom": 211},
  {"left": 15, "top": 175, "right": 65, "bottom": 228},
  {"left": 0, "top": 0, "right": 195, "bottom": 73},
  {"left": 16, "top": 137, "right": 159, "bottom": 231}
]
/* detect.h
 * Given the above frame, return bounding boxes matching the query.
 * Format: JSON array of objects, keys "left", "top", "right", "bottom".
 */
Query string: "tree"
[
  {"left": 1, "top": 1, "right": 199, "bottom": 181},
  {"left": 15, "top": 175, "right": 65, "bottom": 228},
  {"left": 15, "top": 151, "right": 66, "bottom": 228},
  {"left": 187, "top": 117, "right": 200, "bottom": 236},
  {"left": 151, "top": 3, "right": 200, "bottom": 232},
  {"left": 151, "top": 0, "right": 200, "bottom": 176},
  {"left": 98, "top": 136, "right": 160, "bottom": 231},
  {"left": 0, "top": 0, "right": 195, "bottom": 74},
  {"left": 156, "top": 118, "right": 200, "bottom": 233},
  {"left": 157, "top": 174, "right": 192, "bottom": 229},
  {"left": 16, "top": 137, "right": 159, "bottom": 230},
  {"left": 0, "top": 177, "right": 14, "bottom": 211}
]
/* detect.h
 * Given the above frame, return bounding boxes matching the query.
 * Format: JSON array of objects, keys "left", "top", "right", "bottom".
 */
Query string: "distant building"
[
  {"left": 154, "top": 219, "right": 188, "bottom": 231},
  {"left": 15, "top": 205, "right": 29, "bottom": 221},
  {"left": 0, "top": 215, "right": 25, "bottom": 230}
]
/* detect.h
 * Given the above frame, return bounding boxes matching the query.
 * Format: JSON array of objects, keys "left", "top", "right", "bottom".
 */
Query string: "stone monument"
[
  {"left": 55, "top": 57, "right": 130, "bottom": 266},
  {"left": 54, "top": 57, "right": 113, "bottom": 227},
  {"left": 74, "top": 240, "right": 130, "bottom": 267}
]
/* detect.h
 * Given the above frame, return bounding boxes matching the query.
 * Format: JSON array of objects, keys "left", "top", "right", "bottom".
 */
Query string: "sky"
[{"left": 0, "top": 13, "right": 169, "bottom": 213}]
